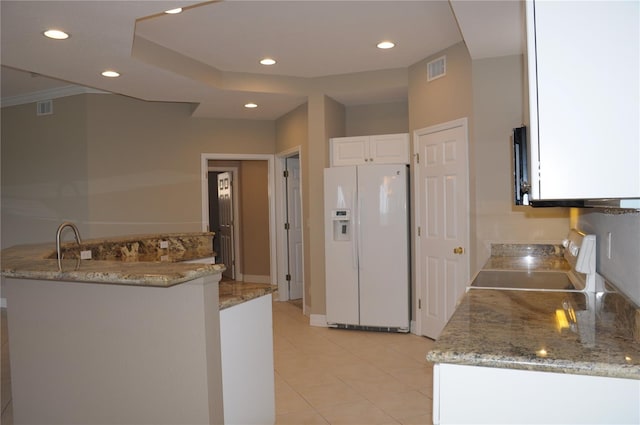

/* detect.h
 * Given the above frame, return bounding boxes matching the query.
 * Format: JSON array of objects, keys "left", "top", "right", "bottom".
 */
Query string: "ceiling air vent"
[
  {"left": 36, "top": 100, "right": 53, "bottom": 116},
  {"left": 427, "top": 56, "right": 446, "bottom": 82}
]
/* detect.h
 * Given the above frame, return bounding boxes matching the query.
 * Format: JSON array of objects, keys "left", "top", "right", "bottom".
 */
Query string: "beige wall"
[
  {"left": 303, "top": 94, "right": 346, "bottom": 315},
  {"left": 409, "top": 42, "right": 473, "bottom": 132},
  {"left": 1, "top": 96, "right": 90, "bottom": 247},
  {"left": 239, "top": 161, "right": 270, "bottom": 277},
  {"left": 472, "top": 55, "right": 569, "bottom": 272},
  {"left": 1, "top": 93, "right": 275, "bottom": 247},
  {"left": 276, "top": 103, "right": 308, "bottom": 154},
  {"left": 346, "top": 101, "right": 408, "bottom": 136}
]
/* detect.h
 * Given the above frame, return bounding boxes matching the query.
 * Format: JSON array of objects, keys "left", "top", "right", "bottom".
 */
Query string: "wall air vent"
[
  {"left": 36, "top": 99, "right": 53, "bottom": 116},
  {"left": 427, "top": 56, "right": 446, "bottom": 82}
]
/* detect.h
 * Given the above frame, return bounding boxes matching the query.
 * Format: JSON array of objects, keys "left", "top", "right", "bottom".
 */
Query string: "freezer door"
[
  {"left": 324, "top": 166, "right": 359, "bottom": 326},
  {"left": 357, "top": 165, "right": 409, "bottom": 329}
]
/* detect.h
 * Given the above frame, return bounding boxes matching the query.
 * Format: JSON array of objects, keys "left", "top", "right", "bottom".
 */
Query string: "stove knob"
[
  {"left": 562, "top": 239, "right": 570, "bottom": 248},
  {"left": 570, "top": 244, "right": 580, "bottom": 257}
]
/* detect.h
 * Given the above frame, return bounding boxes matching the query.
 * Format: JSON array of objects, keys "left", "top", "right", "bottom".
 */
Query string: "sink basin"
[{"left": 470, "top": 270, "right": 577, "bottom": 291}]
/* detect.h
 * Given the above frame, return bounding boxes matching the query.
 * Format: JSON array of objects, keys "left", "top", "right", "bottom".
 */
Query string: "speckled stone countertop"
[
  {"left": 427, "top": 243, "right": 640, "bottom": 380},
  {"left": 1, "top": 232, "right": 225, "bottom": 287},
  {"left": 484, "top": 242, "right": 570, "bottom": 271},
  {"left": 219, "top": 281, "right": 278, "bottom": 310}
]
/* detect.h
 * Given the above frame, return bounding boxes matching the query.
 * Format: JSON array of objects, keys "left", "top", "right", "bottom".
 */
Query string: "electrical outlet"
[
  {"left": 606, "top": 232, "right": 612, "bottom": 260},
  {"left": 80, "top": 250, "right": 92, "bottom": 260},
  {"left": 160, "top": 240, "right": 169, "bottom": 249}
]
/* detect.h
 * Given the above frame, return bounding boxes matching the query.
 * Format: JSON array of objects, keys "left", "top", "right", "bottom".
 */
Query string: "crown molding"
[{"left": 1, "top": 85, "right": 109, "bottom": 107}]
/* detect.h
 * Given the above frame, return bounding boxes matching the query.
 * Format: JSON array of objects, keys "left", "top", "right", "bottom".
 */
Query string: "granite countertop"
[
  {"left": 1, "top": 232, "right": 225, "bottom": 287},
  {"left": 219, "top": 281, "right": 278, "bottom": 310},
  {"left": 427, "top": 243, "right": 640, "bottom": 380}
]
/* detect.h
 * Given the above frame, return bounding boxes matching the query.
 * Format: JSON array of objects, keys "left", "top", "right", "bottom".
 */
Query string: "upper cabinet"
[
  {"left": 330, "top": 133, "right": 410, "bottom": 166},
  {"left": 525, "top": 0, "right": 639, "bottom": 201}
]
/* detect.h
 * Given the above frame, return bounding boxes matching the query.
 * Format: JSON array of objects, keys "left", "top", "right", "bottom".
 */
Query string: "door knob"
[{"left": 453, "top": 247, "right": 464, "bottom": 255}]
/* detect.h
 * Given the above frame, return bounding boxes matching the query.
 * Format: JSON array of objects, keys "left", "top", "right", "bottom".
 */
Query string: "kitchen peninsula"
[{"left": 1, "top": 232, "right": 277, "bottom": 425}]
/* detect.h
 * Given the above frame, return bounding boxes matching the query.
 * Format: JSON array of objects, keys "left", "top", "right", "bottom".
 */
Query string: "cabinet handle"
[{"left": 370, "top": 158, "right": 374, "bottom": 162}]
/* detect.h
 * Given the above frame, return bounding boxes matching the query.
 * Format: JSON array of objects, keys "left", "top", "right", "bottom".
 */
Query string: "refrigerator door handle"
[
  {"left": 352, "top": 190, "right": 358, "bottom": 269},
  {"left": 357, "top": 195, "right": 363, "bottom": 271}
]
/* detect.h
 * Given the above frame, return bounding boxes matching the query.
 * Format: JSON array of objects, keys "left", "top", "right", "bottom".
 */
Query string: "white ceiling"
[{"left": 0, "top": 0, "right": 523, "bottom": 120}]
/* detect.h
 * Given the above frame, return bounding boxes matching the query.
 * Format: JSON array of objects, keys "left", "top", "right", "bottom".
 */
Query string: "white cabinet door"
[
  {"left": 434, "top": 363, "right": 640, "bottom": 424},
  {"left": 526, "top": 0, "right": 640, "bottom": 200},
  {"left": 330, "top": 136, "right": 369, "bottom": 166},
  {"left": 220, "top": 295, "right": 275, "bottom": 425},
  {"left": 369, "top": 133, "right": 410, "bottom": 164},
  {"left": 330, "top": 133, "right": 409, "bottom": 166}
]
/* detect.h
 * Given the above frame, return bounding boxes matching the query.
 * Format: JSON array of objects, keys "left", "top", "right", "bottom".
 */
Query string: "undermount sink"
[{"left": 470, "top": 270, "right": 577, "bottom": 291}]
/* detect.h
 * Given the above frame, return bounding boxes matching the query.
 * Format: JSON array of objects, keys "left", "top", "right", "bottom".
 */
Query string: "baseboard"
[
  {"left": 242, "top": 274, "right": 271, "bottom": 284},
  {"left": 309, "top": 314, "right": 327, "bottom": 327}
]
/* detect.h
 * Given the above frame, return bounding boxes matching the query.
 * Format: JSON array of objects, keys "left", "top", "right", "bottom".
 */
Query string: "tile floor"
[
  {"left": 0, "top": 301, "right": 435, "bottom": 425},
  {"left": 274, "top": 300, "right": 435, "bottom": 424}
]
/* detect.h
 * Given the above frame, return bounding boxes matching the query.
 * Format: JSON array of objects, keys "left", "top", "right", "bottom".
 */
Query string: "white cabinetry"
[
  {"left": 433, "top": 363, "right": 640, "bottom": 424},
  {"left": 220, "top": 294, "right": 275, "bottom": 425},
  {"left": 526, "top": 0, "right": 639, "bottom": 200},
  {"left": 330, "top": 133, "right": 409, "bottom": 166}
]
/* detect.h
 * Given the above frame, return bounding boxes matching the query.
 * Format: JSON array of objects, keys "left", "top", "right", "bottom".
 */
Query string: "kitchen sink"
[{"left": 470, "top": 270, "right": 577, "bottom": 291}]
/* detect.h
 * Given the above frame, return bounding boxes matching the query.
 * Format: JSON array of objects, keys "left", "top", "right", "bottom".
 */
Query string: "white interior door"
[
  {"left": 217, "top": 172, "right": 235, "bottom": 280},
  {"left": 285, "top": 157, "right": 303, "bottom": 300},
  {"left": 415, "top": 119, "right": 469, "bottom": 339}
]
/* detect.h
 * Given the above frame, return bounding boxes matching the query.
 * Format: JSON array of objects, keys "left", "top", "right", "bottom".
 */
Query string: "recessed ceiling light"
[
  {"left": 43, "top": 29, "right": 70, "bottom": 40},
  {"left": 377, "top": 41, "right": 395, "bottom": 49},
  {"left": 164, "top": 8, "right": 183, "bottom": 14},
  {"left": 101, "top": 70, "right": 120, "bottom": 78},
  {"left": 260, "top": 58, "right": 276, "bottom": 66},
  {"left": 244, "top": 103, "right": 258, "bottom": 109}
]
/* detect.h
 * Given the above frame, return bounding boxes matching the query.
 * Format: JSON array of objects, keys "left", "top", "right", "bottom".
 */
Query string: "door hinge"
[
  {"left": 415, "top": 153, "right": 420, "bottom": 164},
  {"left": 283, "top": 170, "right": 289, "bottom": 178},
  {"left": 286, "top": 274, "right": 291, "bottom": 281},
  {"left": 284, "top": 222, "right": 290, "bottom": 230},
  {"left": 418, "top": 298, "right": 422, "bottom": 309},
  {"left": 418, "top": 226, "right": 421, "bottom": 237}
]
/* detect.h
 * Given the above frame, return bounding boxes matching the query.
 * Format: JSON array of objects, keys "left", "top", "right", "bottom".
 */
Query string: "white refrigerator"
[{"left": 324, "top": 164, "right": 409, "bottom": 332}]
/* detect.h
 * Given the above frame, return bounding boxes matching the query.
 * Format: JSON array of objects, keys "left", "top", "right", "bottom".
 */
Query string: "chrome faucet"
[{"left": 56, "top": 222, "right": 82, "bottom": 271}]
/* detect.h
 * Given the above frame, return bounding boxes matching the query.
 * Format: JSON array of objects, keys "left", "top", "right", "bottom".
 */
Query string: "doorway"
[
  {"left": 208, "top": 166, "right": 240, "bottom": 280},
  {"left": 275, "top": 147, "right": 305, "bottom": 311},
  {"left": 201, "top": 154, "right": 276, "bottom": 285}
]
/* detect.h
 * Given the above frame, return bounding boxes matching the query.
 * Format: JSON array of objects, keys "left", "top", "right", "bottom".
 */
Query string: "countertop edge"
[
  {"left": 426, "top": 350, "right": 640, "bottom": 381},
  {"left": 1, "top": 262, "right": 225, "bottom": 287}
]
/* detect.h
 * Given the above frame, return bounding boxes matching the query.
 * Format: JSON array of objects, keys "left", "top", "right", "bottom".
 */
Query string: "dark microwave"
[{"left": 512, "top": 126, "right": 585, "bottom": 208}]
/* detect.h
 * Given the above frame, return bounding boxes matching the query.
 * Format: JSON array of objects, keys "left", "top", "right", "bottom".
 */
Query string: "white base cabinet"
[
  {"left": 433, "top": 363, "right": 640, "bottom": 424},
  {"left": 220, "top": 294, "right": 275, "bottom": 425},
  {"left": 330, "top": 133, "right": 409, "bottom": 166}
]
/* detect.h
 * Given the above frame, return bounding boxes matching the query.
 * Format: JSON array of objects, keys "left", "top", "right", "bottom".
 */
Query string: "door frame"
[
  {"left": 201, "top": 153, "right": 277, "bottom": 286},
  {"left": 275, "top": 146, "right": 305, "bottom": 309},
  {"left": 208, "top": 167, "right": 240, "bottom": 280},
  {"left": 413, "top": 117, "right": 470, "bottom": 337}
]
